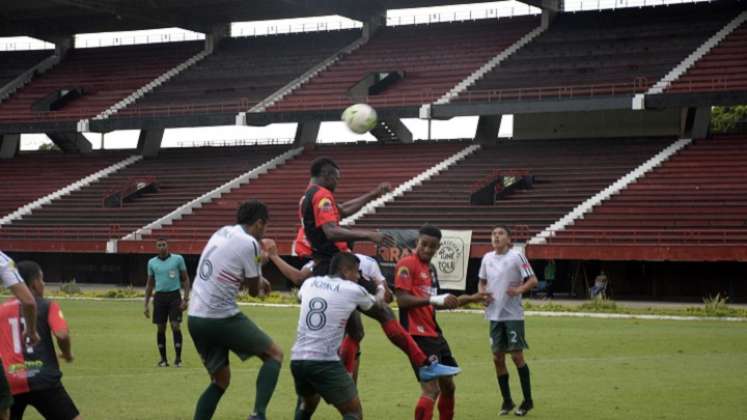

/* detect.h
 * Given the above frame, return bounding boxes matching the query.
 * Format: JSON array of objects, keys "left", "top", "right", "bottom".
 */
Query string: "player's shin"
[
  {"left": 253, "top": 358, "right": 281, "bottom": 418},
  {"left": 381, "top": 319, "right": 428, "bottom": 366},
  {"left": 194, "top": 383, "right": 225, "bottom": 420},
  {"left": 437, "top": 393, "right": 454, "bottom": 420},
  {"left": 415, "top": 395, "right": 435, "bottom": 420}
]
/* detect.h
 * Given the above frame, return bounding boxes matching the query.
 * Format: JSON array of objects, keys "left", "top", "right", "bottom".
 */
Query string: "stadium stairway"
[
  {"left": 662, "top": 13, "right": 747, "bottom": 94},
  {"left": 126, "top": 141, "right": 472, "bottom": 254},
  {"left": 531, "top": 135, "right": 747, "bottom": 262},
  {"left": 267, "top": 16, "right": 539, "bottom": 112},
  {"left": 351, "top": 137, "right": 672, "bottom": 256},
  {"left": 111, "top": 30, "right": 362, "bottom": 121},
  {"left": 0, "top": 145, "right": 290, "bottom": 252},
  {"left": 452, "top": 1, "right": 743, "bottom": 104},
  {"left": 0, "top": 41, "right": 203, "bottom": 125},
  {"left": 0, "top": 49, "right": 58, "bottom": 104},
  {"left": 0, "top": 151, "right": 136, "bottom": 223}
]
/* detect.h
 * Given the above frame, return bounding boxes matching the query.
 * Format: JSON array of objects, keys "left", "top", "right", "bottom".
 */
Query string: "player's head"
[
  {"left": 310, "top": 157, "right": 340, "bottom": 192},
  {"left": 155, "top": 238, "right": 169, "bottom": 257},
  {"left": 491, "top": 225, "right": 512, "bottom": 251},
  {"left": 330, "top": 252, "right": 360, "bottom": 283},
  {"left": 16, "top": 260, "right": 44, "bottom": 297},
  {"left": 237, "top": 200, "right": 270, "bottom": 239},
  {"left": 416, "top": 224, "right": 442, "bottom": 262}
]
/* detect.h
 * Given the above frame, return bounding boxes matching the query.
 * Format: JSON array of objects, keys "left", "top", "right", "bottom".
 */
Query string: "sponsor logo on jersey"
[
  {"left": 397, "top": 266, "right": 410, "bottom": 279},
  {"left": 317, "top": 197, "right": 333, "bottom": 212}
]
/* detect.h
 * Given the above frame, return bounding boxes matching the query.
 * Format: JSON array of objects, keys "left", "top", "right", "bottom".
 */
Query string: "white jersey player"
[{"left": 185, "top": 201, "right": 283, "bottom": 420}]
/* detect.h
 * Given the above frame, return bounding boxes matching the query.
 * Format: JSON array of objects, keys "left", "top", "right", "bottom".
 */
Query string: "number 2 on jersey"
[{"left": 305, "top": 297, "right": 328, "bottom": 331}]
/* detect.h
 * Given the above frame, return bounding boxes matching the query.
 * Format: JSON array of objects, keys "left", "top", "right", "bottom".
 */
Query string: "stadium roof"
[{"left": 0, "top": 0, "right": 512, "bottom": 39}]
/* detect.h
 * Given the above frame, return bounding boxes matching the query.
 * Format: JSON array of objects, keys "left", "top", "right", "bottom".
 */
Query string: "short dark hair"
[
  {"left": 16, "top": 261, "right": 42, "bottom": 285},
  {"left": 310, "top": 157, "right": 339, "bottom": 177},
  {"left": 236, "top": 200, "right": 269, "bottom": 225},
  {"left": 156, "top": 238, "right": 168, "bottom": 243},
  {"left": 419, "top": 223, "right": 442, "bottom": 240},
  {"left": 330, "top": 252, "right": 360, "bottom": 276},
  {"left": 493, "top": 225, "right": 512, "bottom": 237}
]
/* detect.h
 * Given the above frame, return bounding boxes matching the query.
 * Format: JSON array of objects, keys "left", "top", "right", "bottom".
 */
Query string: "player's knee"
[
  {"left": 439, "top": 378, "right": 455, "bottom": 396},
  {"left": 510, "top": 352, "right": 525, "bottom": 367},
  {"left": 349, "top": 329, "right": 364, "bottom": 342},
  {"left": 422, "top": 380, "right": 441, "bottom": 399},
  {"left": 157, "top": 324, "right": 167, "bottom": 333},
  {"left": 212, "top": 368, "right": 231, "bottom": 389},
  {"left": 171, "top": 322, "right": 181, "bottom": 332},
  {"left": 265, "top": 342, "right": 284, "bottom": 363},
  {"left": 493, "top": 352, "right": 507, "bottom": 366}
]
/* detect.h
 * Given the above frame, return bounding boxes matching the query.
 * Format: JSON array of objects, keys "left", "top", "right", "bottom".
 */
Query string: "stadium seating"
[
  {"left": 142, "top": 141, "right": 469, "bottom": 247},
  {"left": 0, "top": 151, "right": 128, "bottom": 219},
  {"left": 0, "top": 42, "right": 202, "bottom": 124},
  {"left": 118, "top": 30, "right": 361, "bottom": 117},
  {"left": 546, "top": 135, "right": 747, "bottom": 247},
  {"left": 667, "top": 21, "right": 747, "bottom": 93},
  {"left": 0, "top": 145, "right": 288, "bottom": 242},
  {"left": 352, "top": 137, "right": 672, "bottom": 245},
  {"left": 269, "top": 16, "right": 539, "bottom": 112},
  {"left": 456, "top": 2, "right": 742, "bottom": 103},
  {"left": 0, "top": 49, "right": 53, "bottom": 89}
]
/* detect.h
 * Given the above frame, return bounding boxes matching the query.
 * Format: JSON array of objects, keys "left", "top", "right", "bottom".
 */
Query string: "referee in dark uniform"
[{"left": 144, "top": 238, "right": 190, "bottom": 367}]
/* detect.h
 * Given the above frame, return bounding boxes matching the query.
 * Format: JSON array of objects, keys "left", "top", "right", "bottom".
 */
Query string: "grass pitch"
[{"left": 20, "top": 299, "right": 747, "bottom": 419}]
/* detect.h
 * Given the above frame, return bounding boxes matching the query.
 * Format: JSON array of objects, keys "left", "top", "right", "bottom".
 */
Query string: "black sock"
[
  {"left": 517, "top": 364, "right": 532, "bottom": 403},
  {"left": 157, "top": 331, "right": 167, "bottom": 361},
  {"left": 173, "top": 330, "right": 183, "bottom": 361},
  {"left": 497, "top": 373, "right": 512, "bottom": 403}
]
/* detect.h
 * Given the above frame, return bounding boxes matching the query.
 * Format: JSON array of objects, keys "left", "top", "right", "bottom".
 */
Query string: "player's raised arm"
[
  {"left": 48, "top": 301, "right": 74, "bottom": 363},
  {"left": 338, "top": 182, "right": 392, "bottom": 217},
  {"left": 262, "top": 238, "right": 312, "bottom": 286}
]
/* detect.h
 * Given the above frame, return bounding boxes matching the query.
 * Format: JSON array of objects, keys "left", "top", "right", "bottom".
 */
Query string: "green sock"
[
  {"left": 194, "top": 382, "right": 225, "bottom": 420},
  {"left": 254, "top": 359, "right": 281, "bottom": 418},
  {"left": 517, "top": 364, "right": 532, "bottom": 402},
  {"left": 497, "top": 373, "right": 512, "bottom": 403},
  {"left": 294, "top": 397, "right": 313, "bottom": 420}
]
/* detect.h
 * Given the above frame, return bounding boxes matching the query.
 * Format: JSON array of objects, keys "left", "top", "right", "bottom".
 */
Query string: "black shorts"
[
  {"left": 10, "top": 385, "right": 79, "bottom": 420},
  {"left": 411, "top": 335, "right": 459, "bottom": 380},
  {"left": 153, "top": 290, "right": 182, "bottom": 325}
]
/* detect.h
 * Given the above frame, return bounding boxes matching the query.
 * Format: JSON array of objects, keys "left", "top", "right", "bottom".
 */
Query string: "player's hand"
[
  {"left": 377, "top": 182, "right": 393, "bottom": 195},
  {"left": 443, "top": 294, "right": 459, "bottom": 309},
  {"left": 506, "top": 287, "right": 522, "bottom": 297},
  {"left": 261, "top": 238, "right": 278, "bottom": 258},
  {"left": 24, "top": 329, "right": 40, "bottom": 347},
  {"left": 180, "top": 300, "right": 189, "bottom": 311},
  {"left": 144, "top": 305, "right": 150, "bottom": 318},
  {"left": 59, "top": 352, "right": 74, "bottom": 363},
  {"left": 259, "top": 277, "right": 272, "bottom": 297},
  {"left": 478, "top": 292, "right": 493, "bottom": 305},
  {"left": 384, "top": 286, "right": 394, "bottom": 304},
  {"left": 370, "top": 231, "right": 396, "bottom": 247}
]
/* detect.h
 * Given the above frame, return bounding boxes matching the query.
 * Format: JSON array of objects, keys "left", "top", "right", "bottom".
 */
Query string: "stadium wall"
[{"left": 513, "top": 109, "right": 683, "bottom": 139}]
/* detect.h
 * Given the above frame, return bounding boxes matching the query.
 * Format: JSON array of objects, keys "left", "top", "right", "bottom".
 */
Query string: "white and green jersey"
[
  {"left": 291, "top": 276, "right": 375, "bottom": 361},
  {"left": 188, "top": 225, "right": 262, "bottom": 319},
  {"left": 0, "top": 251, "right": 23, "bottom": 288},
  {"left": 479, "top": 249, "right": 535, "bottom": 321},
  {"left": 302, "top": 253, "right": 385, "bottom": 284}
]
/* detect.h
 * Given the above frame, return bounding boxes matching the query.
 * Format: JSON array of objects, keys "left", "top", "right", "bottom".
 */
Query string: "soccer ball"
[{"left": 342, "top": 103, "right": 378, "bottom": 134}]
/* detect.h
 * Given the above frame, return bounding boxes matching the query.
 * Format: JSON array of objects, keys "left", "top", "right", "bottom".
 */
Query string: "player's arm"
[
  {"left": 8, "top": 283, "right": 39, "bottom": 345},
  {"left": 48, "top": 302, "right": 73, "bottom": 362},
  {"left": 507, "top": 274, "right": 538, "bottom": 297},
  {"left": 144, "top": 274, "right": 155, "bottom": 318},
  {"left": 178, "top": 255, "right": 190, "bottom": 306},
  {"left": 262, "top": 238, "right": 312, "bottom": 286},
  {"left": 244, "top": 276, "right": 271, "bottom": 297},
  {"left": 507, "top": 254, "right": 539, "bottom": 297},
  {"left": 338, "top": 183, "right": 392, "bottom": 217},
  {"left": 321, "top": 223, "right": 393, "bottom": 246}
]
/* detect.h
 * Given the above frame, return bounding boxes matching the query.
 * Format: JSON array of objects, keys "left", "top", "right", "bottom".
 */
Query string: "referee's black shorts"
[{"left": 153, "top": 290, "right": 182, "bottom": 325}]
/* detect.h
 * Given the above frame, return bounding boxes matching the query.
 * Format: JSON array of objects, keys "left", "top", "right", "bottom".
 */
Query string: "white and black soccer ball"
[{"left": 342, "top": 103, "right": 378, "bottom": 134}]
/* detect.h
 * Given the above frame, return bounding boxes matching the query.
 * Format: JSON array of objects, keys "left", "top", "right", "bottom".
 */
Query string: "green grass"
[{"left": 20, "top": 299, "right": 747, "bottom": 419}]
